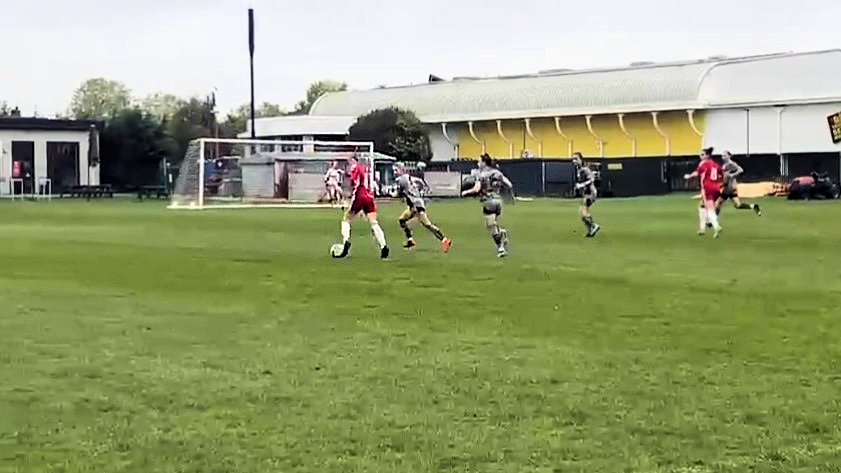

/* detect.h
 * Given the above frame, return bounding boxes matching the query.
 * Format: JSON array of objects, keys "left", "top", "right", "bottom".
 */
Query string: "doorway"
[
  {"left": 47, "top": 142, "right": 80, "bottom": 192},
  {"left": 11, "top": 141, "right": 35, "bottom": 194}
]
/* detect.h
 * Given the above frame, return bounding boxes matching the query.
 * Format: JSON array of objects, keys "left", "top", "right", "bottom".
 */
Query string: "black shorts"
[{"left": 720, "top": 190, "right": 738, "bottom": 200}]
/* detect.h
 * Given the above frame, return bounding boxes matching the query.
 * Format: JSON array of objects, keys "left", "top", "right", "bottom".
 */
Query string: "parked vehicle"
[{"left": 787, "top": 172, "right": 841, "bottom": 200}]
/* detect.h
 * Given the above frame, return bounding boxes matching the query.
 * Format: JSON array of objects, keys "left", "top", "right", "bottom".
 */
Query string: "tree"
[
  {"left": 257, "top": 102, "right": 284, "bottom": 117},
  {"left": 69, "top": 78, "right": 132, "bottom": 119},
  {"left": 168, "top": 97, "right": 216, "bottom": 163},
  {"left": 219, "top": 102, "right": 286, "bottom": 137},
  {"left": 348, "top": 108, "right": 432, "bottom": 162},
  {"left": 219, "top": 104, "right": 250, "bottom": 138},
  {"left": 293, "top": 80, "right": 347, "bottom": 114},
  {"left": 0, "top": 102, "right": 21, "bottom": 118},
  {"left": 99, "top": 108, "right": 177, "bottom": 188},
  {"left": 140, "top": 93, "right": 185, "bottom": 120}
]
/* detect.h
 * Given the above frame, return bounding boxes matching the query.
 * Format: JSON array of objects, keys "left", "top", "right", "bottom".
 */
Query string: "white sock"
[
  {"left": 341, "top": 220, "right": 351, "bottom": 242},
  {"left": 698, "top": 207, "right": 707, "bottom": 231},
  {"left": 370, "top": 222, "right": 387, "bottom": 249},
  {"left": 706, "top": 208, "right": 721, "bottom": 230}
]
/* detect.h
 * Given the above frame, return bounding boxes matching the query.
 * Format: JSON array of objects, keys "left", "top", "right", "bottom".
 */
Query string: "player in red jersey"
[
  {"left": 684, "top": 147, "right": 723, "bottom": 237},
  {"left": 333, "top": 154, "right": 389, "bottom": 259}
]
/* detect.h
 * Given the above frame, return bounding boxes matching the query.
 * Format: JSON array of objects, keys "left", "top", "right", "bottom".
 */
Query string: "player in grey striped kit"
[
  {"left": 461, "top": 154, "right": 514, "bottom": 257},
  {"left": 394, "top": 164, "right": 452, "bottom": 252},
  {"left": 573, "top": 153, "right": 601, "bottom": 237},
  {"left": 716, "top": 151, "right": 762, "bottom": 217}
]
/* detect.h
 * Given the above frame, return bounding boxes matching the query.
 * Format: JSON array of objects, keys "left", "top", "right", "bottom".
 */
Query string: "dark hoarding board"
[{"left": 828, "top": 111, "right": 841, "bottom": 144}]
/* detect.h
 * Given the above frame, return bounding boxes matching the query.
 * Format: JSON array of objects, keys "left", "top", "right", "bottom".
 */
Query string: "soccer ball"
[{"left": 330, "top": 243, "right": 345, "bottom": 257}]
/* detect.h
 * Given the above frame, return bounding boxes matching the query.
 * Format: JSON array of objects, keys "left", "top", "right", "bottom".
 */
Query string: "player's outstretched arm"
[
  {"left": 684, "top": 171, "right": 699, "bottom": 180},
  {"left": 461, "top": 181, "right": 481, "bottom": 197},
  {"left": 501, "top": 175, "right": 513, "bottom": 190},
  {"left": 502, "top": 176, "right": 517, "bottom": 200},
  {"left": 576, "top": 173, "right": 594, "bottom": 189},
  {"left": 412, "top": 176, "right": 430, "bottom": 194}
]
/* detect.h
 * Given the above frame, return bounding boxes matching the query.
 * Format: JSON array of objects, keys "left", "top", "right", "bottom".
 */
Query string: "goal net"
[{"left": 169, "top": 138, "right": 375, "bottom": 209}]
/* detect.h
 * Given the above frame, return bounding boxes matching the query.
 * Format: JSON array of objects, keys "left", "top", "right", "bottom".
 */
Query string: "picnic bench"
[
  {"left": 61, "top": 185, "right": 114, "bottom": 199},
  {"left": 137, "top": 185, "right": 169, "bottom": 200}
]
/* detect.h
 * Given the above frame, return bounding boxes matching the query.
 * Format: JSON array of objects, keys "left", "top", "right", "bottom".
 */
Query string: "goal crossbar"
[
  {"left": 167, "top": 203, "right": 341, "bottom": 210},
  {"left": 196, "top": 138, "right": 374, "bottom": 147}
]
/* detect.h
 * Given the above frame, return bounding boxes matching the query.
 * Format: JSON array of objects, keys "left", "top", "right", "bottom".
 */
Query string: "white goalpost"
[{"left": 168, "top": 138, "right": 376, "bottom": 210}]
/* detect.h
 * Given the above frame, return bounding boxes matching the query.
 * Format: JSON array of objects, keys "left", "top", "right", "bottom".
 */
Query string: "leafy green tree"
[
  {"left": 0, "top": 102, "right": 21, "bottom": 117},
  {"left": 140, "top": 93, "right": 185, "bottom": 120},
  {"left": 169, "top": 97, "right": 216, "bottom": 163},
  {"left": 69, "top": 78, "right": 131, "bottom": 119},
  {"left": 99, "top": 108, "right": 177, "bottom": 188},
  {"left": 293, "top": 80, "right": 347, "bottom": 114},
  {"left": 220, "top": 102, "right": 287, "bottom": 137},
  {"left": 348, "top": 108, "right": 431, "bottom": 162},
  {"left": 257, "top": 102, "right": 284, "bottom": 117}
]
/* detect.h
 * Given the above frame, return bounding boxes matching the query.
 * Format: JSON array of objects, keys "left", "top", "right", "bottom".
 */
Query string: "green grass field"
[{"left": 2, "top": 196, "right": 841, "bottom": 473}]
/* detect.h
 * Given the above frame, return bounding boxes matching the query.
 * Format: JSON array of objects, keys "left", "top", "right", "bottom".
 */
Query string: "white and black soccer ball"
[{"left": 330, "top": 243, "right": 344, "bottom": 257}]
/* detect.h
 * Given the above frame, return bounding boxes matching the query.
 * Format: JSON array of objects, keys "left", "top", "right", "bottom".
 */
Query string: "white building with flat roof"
[{"left": 0, "top": 118, "right": 101, "bottom": 196}]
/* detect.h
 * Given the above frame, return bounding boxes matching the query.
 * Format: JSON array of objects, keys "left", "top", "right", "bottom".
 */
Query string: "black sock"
[
  {"left": 399, "top": 219, "right": 412, "bottom": 239},
  {"left": 736, "top": 203, "right": 751, "bottom": 210},
  {"left": 492, "top": 233, "right": 503, "bottom": 246},
  {"left": 427, "top": 226, "right": 445, "bottom": 241},
  {"left": 582, "top": 216, "right": 593, "bottom": 231}
]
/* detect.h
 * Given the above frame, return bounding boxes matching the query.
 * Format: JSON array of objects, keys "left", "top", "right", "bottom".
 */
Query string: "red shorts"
[
  {"left": 703, "top": 186, "right": 721, "bottom": 202},
  {"left": 349, "top": 193, "right": 376, "bottom": 215}
]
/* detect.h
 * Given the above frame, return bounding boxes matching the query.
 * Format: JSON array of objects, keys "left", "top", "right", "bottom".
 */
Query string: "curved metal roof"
[
  {"left": 309, "top": 50, "right": 841, "bottom": 123},
  {"left": 240, "top": 115, "right": 355, "bottom": 138}
]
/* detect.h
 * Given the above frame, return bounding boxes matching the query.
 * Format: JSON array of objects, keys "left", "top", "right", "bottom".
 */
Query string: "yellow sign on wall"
[{"left": 828, "top": 112, "right": 841, "bottom": 144}]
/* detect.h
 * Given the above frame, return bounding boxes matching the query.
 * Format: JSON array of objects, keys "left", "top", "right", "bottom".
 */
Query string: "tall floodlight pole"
[
  {"left": 211, "top": 87, "right": 219, "bottom": 159},
  {"left": 248, "top": 8, "right": 256, "bottom": 139}
]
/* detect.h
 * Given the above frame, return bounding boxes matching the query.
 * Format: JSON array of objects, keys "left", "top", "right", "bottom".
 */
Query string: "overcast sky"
[{"left": 2, "top": 0, "right": 839, "bottom": 116}]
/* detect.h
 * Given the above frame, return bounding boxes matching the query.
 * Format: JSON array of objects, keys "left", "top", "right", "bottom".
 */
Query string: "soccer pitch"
[{"left": 1, "top": 197, "right": 840, "bottom": 472}]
